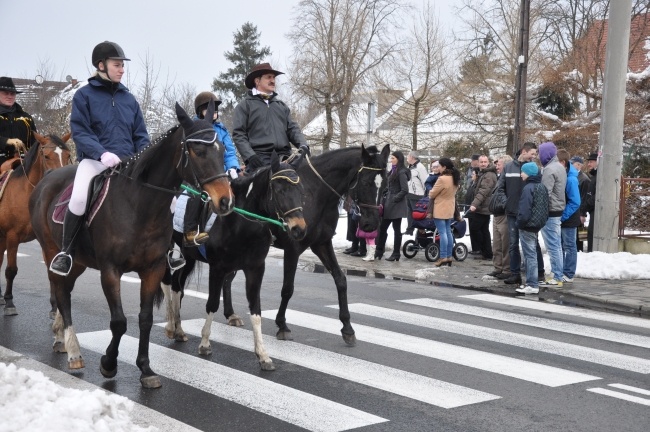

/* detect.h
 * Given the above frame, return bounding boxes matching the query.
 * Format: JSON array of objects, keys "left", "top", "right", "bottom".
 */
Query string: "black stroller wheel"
[
  {"left": 453, "top": 243, "right": 469, "bottom": 261},
  {"left": 402, "top": 240, "right": 418, "bottom": 258},
  {"left": 425, "top": 243, "right": 440, "bottom": 262}
]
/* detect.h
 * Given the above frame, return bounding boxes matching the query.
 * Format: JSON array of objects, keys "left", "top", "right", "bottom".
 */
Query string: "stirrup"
[
  {"left": 183, "top": 231, "right": 209, "bottom": 247},
  {"left": 49, "top": 252, "right": 72, "bottom": 276},
  {"left": 167, "top": 248, "right": 186, "bottom": 271}
]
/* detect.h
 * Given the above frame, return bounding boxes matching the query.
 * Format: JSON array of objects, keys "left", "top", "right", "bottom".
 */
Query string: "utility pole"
[
  {"left": 512, "top": 0, "right": 530, "bottom": 155},
  {"left": 366, "top": 102, "right": 376, "bottom": 146},
  {"left": 594, "top": 1, "right": 633, "bottom": 253}
]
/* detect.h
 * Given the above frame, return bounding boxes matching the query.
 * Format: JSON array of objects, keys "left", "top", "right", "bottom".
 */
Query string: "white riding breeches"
[{"left": 69, "top": 159, "right": 109, "bottom": 216}]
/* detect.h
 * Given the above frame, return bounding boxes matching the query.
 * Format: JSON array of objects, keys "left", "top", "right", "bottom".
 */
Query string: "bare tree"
[{"left": 288, "top": 0, "right": 405, "bottom": 150}]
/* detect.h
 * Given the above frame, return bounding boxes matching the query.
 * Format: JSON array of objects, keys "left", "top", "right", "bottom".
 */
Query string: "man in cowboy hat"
[
  {"left": 232, "top": 63, "right": 309, "bottom": 172},
  {"left": 0, "top": 76, "right": 36, "bottom": 166}
]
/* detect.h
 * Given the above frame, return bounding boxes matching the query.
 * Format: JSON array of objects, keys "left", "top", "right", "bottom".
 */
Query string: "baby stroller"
[{"left": 402, "top": 217, "right": 469, "bottom": 262}]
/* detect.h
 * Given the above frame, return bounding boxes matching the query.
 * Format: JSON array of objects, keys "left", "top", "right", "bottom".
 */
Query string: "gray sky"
[{"left": 3, "top": 0, "right": 458, "bottom": 91}]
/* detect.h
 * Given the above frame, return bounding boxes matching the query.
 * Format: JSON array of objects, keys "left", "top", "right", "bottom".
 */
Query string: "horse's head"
[
  {"left": 268, "top": 152, "right": 306, "bottom": 241},
  {"left": 175, "top": 102, "right": 234, "bottom": 216},
  {"left": 352, "top": 144, "right": 390, "bottom": 233},
  {"left": 34, "top": 132, "right": 73, "bottom": 170}
]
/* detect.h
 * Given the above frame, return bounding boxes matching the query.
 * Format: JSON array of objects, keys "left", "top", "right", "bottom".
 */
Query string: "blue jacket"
[
  {"left": 70, "top": 77, "right": 149, "bottom": 161},
  {"left": 424, "top": 173, "right": 439, "bottom": 195},
  {"left": 561, "top": 164, "right": 581, "bottom": 226},
  {"left": 193, "top": 117, "right": 240, "bottom": 171}
]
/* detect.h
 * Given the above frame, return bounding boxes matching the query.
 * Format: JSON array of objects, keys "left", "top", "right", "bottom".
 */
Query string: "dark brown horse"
[
  {"left": 221, "top": 145, "right": 390, "bottom": 345},
  {"left": 29, "top": 102, "right": 233, "bottom": 389},
  {"left": 162, "top": 152, "right": 307, "bottom": 371},
  {"left": 0, "top": 132, "right": 72, "bottom": 315}
]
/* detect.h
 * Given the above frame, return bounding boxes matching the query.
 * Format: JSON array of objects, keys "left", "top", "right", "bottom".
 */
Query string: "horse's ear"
[
  {"left": 380, "top": 144, "right": 390, "bottom": 164},
  {"left": 175, "top": 102, "right": 194, "bottom": 130},
  {"left": 205, "top": 99, "right": 215, "bottom": 122},
  {"left": 270, "top": 151, "right": 280, "bottom": 173},
  {"left": 61, "top": 132, "right": 71, "bottom": 143},
  {"left": 34, "top": 132, "right": 46, "bottom": 144}
]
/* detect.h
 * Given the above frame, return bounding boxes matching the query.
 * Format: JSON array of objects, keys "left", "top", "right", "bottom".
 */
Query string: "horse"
[
  {"left": 220, "top": 145, "right": 390, "bottom": 345},
  {"left": 29, "top": 101, "right": 234, "bottom": 389},
  {"left": 162, "top": 152, "right": 307, "bottom": 371},
  {"left": 0, "top": 132, "right": 72, "bottom": 315}
]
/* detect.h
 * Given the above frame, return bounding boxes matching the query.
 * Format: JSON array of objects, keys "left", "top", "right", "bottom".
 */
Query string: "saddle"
[
  {"left": 52, "top": 174, "right": 111, "bottom": 226},
  {"left": 0, "top": 157, "right": 21, "bottom": 174}
]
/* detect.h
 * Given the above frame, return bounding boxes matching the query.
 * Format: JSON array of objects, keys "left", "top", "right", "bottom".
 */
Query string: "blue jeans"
[
  {"left": 434, "top": 218, "right": 453, "bottom": 259},
  {"left": 561, "top": 227, "right": 577, "bottom": 278},
  {"left": 540, "top": 216, "right": 563, "bottom": 280},
  {"left": 519, "top": 230, "right": 539, "bottom": 288}
]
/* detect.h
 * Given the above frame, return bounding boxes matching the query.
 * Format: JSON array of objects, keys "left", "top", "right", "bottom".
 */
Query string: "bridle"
[
  {"left": 180, "top": 128, "right": 230, "bottom": 187},
  {"left": 269, "top": 168, "right": 303, "bottom": 220},
  {"left": 305, "top": 154, "right": 384, "bottom": 212},
  {"left": 22, "top": 143, "right": 73, "bottom": 188}
]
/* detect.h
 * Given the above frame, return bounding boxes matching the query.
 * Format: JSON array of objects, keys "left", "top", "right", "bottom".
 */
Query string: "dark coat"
[
  {"left": 382, "top": 166, "right": 410, "bottom": 220},
  {"left": 577, "top": 171, "right": 590, "bottom": 217},
  {"left": 517, "top": 174, "right": 548, "bottom": 232},
  {"left": 232, "top": 92, "right": 306, "bottom": 163},
  {"left": 0, "top": 102, "right": 37, "bottom": 164},
  {"left": 471, "top": 164, "right": 498, "bottom": 215},
  {"left": 496, "top": 158, "right": 524, "bottom": 217},
  {"left": 424, "top": 173, "right": 439, "bottom": 194},
  {"left": 582, "top": 168, "right": 597, "bottom": 215},
  {"left": 70, "top": 77, "right": 149, "bottom": 161}
]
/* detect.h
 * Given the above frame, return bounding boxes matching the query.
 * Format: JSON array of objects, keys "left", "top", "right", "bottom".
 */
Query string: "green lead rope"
[{"left": 180, "top": 184, "right": 287, "bottom": 230}]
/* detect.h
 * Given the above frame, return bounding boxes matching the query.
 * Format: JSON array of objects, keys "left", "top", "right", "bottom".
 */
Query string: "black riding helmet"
[
  {"left": 92, "top": 41, "right": 131, "bottom": 69},
  {"left": 194, "top": 91, "right": 222, "bottom": 117}
]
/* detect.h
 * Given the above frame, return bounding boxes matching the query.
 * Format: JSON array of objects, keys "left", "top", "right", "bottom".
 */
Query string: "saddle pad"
[
  {"left": 0, "top": 169, "right": 13, "bottom": 201},
  {"left": 172, "top": 193, "right": 217, "bottom": 234},
  {"left": 52, "top": 178, "right": 111, "bottom": 225}
]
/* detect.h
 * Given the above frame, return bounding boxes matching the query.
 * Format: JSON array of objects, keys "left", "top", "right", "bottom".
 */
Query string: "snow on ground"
[{"left": 0, "top": 362, "right": 154, "bottom": 432}]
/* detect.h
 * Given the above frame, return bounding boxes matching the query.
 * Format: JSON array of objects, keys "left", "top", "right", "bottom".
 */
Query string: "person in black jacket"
[
  {"left": 232, "top": 63, "right": 308, "bottom": 172},
  {"left": 0, "top": 77, "right": 35, "bottom": 165},
  {"left": 582, "top": 152, "right": 599, "bottom": 252},
  {"left": 375, "top": 151, "right": 410, "bottom": 261},
  {"left": 571, "top": 156, "right": 590, "bottom": 252}
]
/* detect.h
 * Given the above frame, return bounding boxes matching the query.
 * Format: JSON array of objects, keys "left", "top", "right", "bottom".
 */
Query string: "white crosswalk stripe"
[
  {"left": 77, "top": 331, "right": 388, "bottom": 432},
  {"left": 159, "top": 319, "right": 500, "bottom": 409},
  {"left": 261, "top": 309, "right": 600, "bottom": 386},
  {"left": 340, "top": 303, "right": 650, "bottom": 373},
  {"left": 400, "top": 298, "right": 650, "bottom": 348}
]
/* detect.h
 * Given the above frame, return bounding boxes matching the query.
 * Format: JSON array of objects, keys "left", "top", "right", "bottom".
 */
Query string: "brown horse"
[
  {"left": 29, "top": 101, "right": 233, "bottom": 389},
  {"left": 0, "top": 132, "right": 72, "bottom": 315}
]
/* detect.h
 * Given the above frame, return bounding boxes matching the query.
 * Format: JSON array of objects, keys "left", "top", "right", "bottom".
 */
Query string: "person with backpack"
[{"left": 515, "top": 162, "right": 549, "bottom": 295}]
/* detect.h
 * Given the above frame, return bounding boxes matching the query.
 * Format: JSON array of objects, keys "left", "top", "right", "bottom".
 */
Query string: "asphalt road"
[{"left": 1, "top": 240, "right": 650, "bottom": 432}]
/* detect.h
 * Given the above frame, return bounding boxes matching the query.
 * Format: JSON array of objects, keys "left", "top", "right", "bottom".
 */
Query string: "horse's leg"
[
  {"left": 52, "top": 309, "right": 66, "bottom": 352},
  {"left": 97, "top": 267, "right": 128, "bottom": 380},
  {"left": 244, "top": 264, "right": 274, "bottom": 371},
  {"left": 275, "top": 248, "right": 301, "bottom": 341},
  {"left": 135, "top": 267, "right": 165, "bottom": 389},
  {"left": 50, "top": 265, "right": 85, "bottom": 369},
  {"left": 41, "top": 250, "right": 58, "bottom": 319},
  {"left": 198, "top": 265, "right": 224, "bottom": 355},
  {"left": 3, "top": 233, "right": 23, "bottom": 315},
  {"left": 0, "top": 236, "right": 5, "bottom": 305},
  {"left": 310, "top": 242, "right": 356, "bottom": 346},
  {"left": 163, "top": 259, "right": 195, "bottom": 342},
  {"left": 222, "top": 271, "right": 243, "bottom": 326}
]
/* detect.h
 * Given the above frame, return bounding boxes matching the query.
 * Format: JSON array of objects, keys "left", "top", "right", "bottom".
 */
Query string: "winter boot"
[
  {"left": 49, "top": 210, "right": 84, "bottom": 276},
  {"left": 362, "top": 245, "right": 376, "bottom": 262}
]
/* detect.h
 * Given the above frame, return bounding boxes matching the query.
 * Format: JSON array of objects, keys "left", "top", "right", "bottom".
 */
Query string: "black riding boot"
[
  {"left": 183, "top": 196, "right": 209, "bottom": 247},
  {"left": 49, "top": 210, "right": 84, "bottom": 276}
]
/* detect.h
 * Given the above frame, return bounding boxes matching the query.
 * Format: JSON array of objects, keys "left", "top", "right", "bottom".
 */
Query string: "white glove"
[
  {"left": 100, "top": 152, "right": 121, "bottom": 168},
  {"left": 228, "top": 168, "right": 238, "bottom": 180},
  {"left": 6, "top": 138, "right": 27, "bottom": 154}
]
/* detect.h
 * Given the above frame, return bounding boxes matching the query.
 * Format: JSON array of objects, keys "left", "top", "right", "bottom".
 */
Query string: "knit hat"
[
  {"left": 538, "top": 142, "right": 557, "bottom": 166},
  {"left": 569, "top": 156, "right": 584, "bottom": 164},
  {"left": 521, "top": 162, "right": 539, "bottom": 177}
]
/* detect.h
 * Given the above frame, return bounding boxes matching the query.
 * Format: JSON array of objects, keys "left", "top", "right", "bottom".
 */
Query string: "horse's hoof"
[
  {"left": 227, "top": 315, "right": 244, "bottom": 327},
  {"left": 49, "top": 310, "right": 57, "bottom": 320},
  {"left": 0, "top": 297, "right": 5, "bottom": 305},
  {"left": 260, "top": 360, "right": 276, "bottom": 371},
  {"left": 3, "top": 307, "right": 17, "bottom": 316},
  {"left": 52, "top": 341, "right": 66, "bottom": 353},
  {"left": 342, "top": 333, "right": 357, "bottom": 347},
  {"left": 276, "top": 330, "right": 293, "bottom": 341},
  {"left": 165, "top": 328, "right": 175, "bottom": 339},
  {"left": 175, "top": 333, "right": 188, "bottom": 342},
  {"left": 68, "top": 357, "right": 85, "bottom": 370},
  {"left": 198, "top": 345, "right": 212, "bottom": 356},
  {"left": 140, "top": 374, "right": 162, "bottom": 389},
  {"left": 100, "top": 363, "right": 117, "bottom": 378}
]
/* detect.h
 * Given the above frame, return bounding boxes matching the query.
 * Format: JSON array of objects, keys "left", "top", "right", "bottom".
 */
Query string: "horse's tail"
[{"left": 153, "top": 283, "right": 165, "bottom": 309}]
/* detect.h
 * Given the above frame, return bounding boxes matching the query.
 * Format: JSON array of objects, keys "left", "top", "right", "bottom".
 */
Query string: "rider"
[
  {"left": 49, "top": 41, "right": 150, "bottom": 276},
  {"left": 0, "top": 76, "right": 36, "bottom": 166},
  {"left": 232, "top": 63, "right": 309, "bottom": 172},
  {"left": 181, "top": 91, "right": 240, "bottom": 246}
]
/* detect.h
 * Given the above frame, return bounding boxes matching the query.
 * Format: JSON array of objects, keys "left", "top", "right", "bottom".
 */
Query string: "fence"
[{"left": 619, "top": 177, "right": 650, "bottom": 239}]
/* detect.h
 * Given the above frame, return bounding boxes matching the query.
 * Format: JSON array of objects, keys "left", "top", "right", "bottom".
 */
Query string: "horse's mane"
[
  {"left": 10, "top": 134, "right": 69, "bottom": 178},
  {"left": 121, "top": 125, "right": 181, "bottom": 181},
  {"left": 311, "top": 145, "right": 381, "bottom": 165}
]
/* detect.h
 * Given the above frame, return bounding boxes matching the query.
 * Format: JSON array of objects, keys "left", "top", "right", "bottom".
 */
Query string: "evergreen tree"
[{"left": 212, "top": 22, "right": 271, "bottom": 125}]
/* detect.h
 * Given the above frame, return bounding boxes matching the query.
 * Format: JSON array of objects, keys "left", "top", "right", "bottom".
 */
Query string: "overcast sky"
[{"left": 3, "top": 0, "right": 458, "bottom": 92}]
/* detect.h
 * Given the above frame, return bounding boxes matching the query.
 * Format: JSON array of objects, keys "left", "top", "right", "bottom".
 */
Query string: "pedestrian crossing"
[{"left": 10, "top": 287, "right": 650, "bottom": 430}]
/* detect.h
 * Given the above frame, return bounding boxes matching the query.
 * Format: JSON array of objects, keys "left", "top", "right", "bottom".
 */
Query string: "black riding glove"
[
  {"left": 246, "top": 154, "right": 265, "bottom": 172},
  {"left": 299, "top": 144, "right": 310, "bottom": 157}
]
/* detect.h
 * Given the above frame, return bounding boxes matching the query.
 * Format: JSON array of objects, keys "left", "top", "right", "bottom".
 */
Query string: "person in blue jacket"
[
  {"left": 49, "top": 41, "right": 150, "bottom": 276},
  {"left": 557, "top": 149, "right": 581, "bottom": 283},
  {"left": 182, "top": 91, "right": 240, "bottom": 246}
]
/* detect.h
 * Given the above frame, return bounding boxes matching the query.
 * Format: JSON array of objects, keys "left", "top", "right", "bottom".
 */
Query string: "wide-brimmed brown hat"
[
  {"left": 245, "top": 63, "right": 284, "bottom": 89},
  {"left": 0, "top": 77, "right": 22, "bottom": 94}
]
